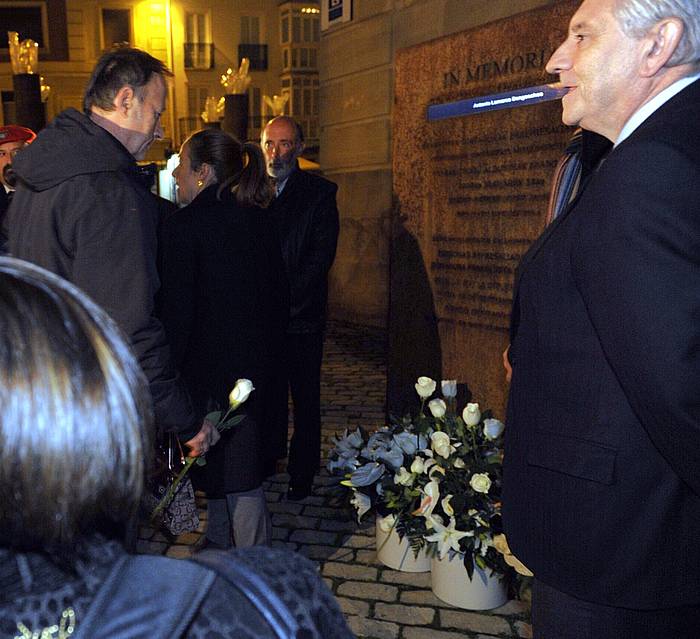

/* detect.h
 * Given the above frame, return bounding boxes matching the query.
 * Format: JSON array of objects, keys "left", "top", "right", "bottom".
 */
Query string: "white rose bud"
[
  {"left": 483, "top": 418, "right": 505, "bottom": 439},
  {"left": 462, "top": 402, "right": 481, "bottom": 427},
  {"left": 415, "top": 376, "right": 437, "bottom": 399},
  {"left": 229, "top": 378, "right": 254, "bottom": 408},
  {"left": 410, "top": 457, "right": 425, "bottom": 474},
  {"left": 378, "top": 514, "right": 396, "bottom": 533},
  {"left": 469, "top": 473, "right": 492, "bottom": 494},
  {"left": 394, "top": 466, "right": 414, "bottom": 486},
  {"left": 431, "top": 431, "right": 453, "bottom": 459},
  {"left": 428, "top": 398, "right": 447, "bottom": 418},
  {"left": 453, "top": 458, "right": 466, "bottom": 469},
  {"left": 441, "top": 379, "right": 457, "bottom": 398}
]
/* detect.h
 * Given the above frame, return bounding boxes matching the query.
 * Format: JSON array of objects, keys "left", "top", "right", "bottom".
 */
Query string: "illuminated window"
[{"left": 101, "top": 8, "right": 131, "bottom": 49}]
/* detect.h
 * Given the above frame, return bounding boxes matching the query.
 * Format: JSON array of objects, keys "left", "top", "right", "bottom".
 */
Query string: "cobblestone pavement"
[{"left": 138, "top": 321, "right": 532, "bottom": 639}]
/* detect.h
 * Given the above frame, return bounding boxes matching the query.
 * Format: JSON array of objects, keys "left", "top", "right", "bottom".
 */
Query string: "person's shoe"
[{"left": 286, "top": 482, "right": 312, "bottom": 501}]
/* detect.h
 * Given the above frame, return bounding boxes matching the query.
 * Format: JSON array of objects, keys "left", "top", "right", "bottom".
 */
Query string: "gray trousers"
[{"left": 205, "top": 486, "right": 272, "bottom": 548}]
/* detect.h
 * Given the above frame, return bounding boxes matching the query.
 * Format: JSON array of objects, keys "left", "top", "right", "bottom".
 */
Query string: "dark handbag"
[{"left": 141, "top": 434, "right": 200, "bottom": 536}]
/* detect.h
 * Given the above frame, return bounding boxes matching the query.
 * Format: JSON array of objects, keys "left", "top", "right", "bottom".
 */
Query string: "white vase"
[
  {"left": 431, "top": 553, "right": 508, "bottom": 609},
  {"left": 375, "top": 516, "right": 431, "bottom": 572}
]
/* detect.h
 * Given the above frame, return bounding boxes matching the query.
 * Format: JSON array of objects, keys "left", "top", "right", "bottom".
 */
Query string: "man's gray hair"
[{"left": 614, "top": 0, "right": 700, "bottom": 68}]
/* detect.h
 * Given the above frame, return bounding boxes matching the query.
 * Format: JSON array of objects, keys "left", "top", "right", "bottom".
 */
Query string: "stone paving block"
[
  {"left": 323, "top": 561, "right": 379, "bottom": 581},
  {"left": 299, "top": 545, "right": 354, "bottom": 562},
  {"left": 337, "top": 581, "right": 399, "bottom": 602},
  {"left": 268, "top": 501, "right": 304, "bottom": 515},
  {"left": 439, "top": 609, "right": 511, "bottom": 635},
  {"left": 400, "top": 589, "right": 452, "bottom": 607},
  {"left": 290, "top": 529, "right": 338, "bottom": 545},
  {"left": 340, "top": 533, "right": 377, "bottom": 549},
  {"left": 373, "top": 602, "right": 435, "bottom": 625},
  {"left": 402, "top": 628, "right": 466, "bottom": 639},
  {"left": 318, "top": 518, "right": 358, "bottom": 532},
  {"left": 302, "top": 505, "right": 347, "bottom": 518},
  {"left": 336, "top": 597, "right": 371, "bottom": 617},
  {"left": 271, "top": 540, "right": 298, "bottom": 551},
  {"left": 271, "top": 513, "right": 320, "bottom": 529},
  {"left": 493, "top": 599, "right": 529, "bottom": 615},
  {"left": 173, "top": 532, "right": 200, "bottom": 545},
  {"left": 355, "top": 549, "right": 383, "bottom": 565},
  {"left": 379, "top": 569, "right": 431, "bottom": 587},
  {"left": 515, "top": 621, "right": 533, "bottom": 638},
  {"left": 346, "top": 615, "right": 399, "bottom": 639}
]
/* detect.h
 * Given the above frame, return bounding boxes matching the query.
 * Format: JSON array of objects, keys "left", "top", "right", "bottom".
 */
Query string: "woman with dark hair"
[
  {"left": 0, "top": 257, "right": 351, "bottom": 639},
  {"left": 159, "top": 128, "right": 289, "bottom": 548}
]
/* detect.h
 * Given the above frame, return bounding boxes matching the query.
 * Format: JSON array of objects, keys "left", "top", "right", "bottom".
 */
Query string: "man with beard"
[
  {"left": 261, "top": 116, "right": 339, "bottom": 500},
  {"left": 8, "top": 48, "right": 213, "bottom": 457}
]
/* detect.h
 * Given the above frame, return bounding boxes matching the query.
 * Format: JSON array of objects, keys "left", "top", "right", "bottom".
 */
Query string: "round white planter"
[
  {"left": 375, "top": 516, "right": 431, "bottom": 572},
  {"left": 431, "top": 553, "right": 508, "bottom": 610}
]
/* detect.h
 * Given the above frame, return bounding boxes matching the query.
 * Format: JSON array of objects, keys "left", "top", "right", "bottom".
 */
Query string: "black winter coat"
[
  {"left": 269, "top": 166, "right": 339, "bottom": 334},
  {"left": 8, "top": 108, "right": 197, "bottom": 437},
  {"left": 158, "top": 185, "right": 289, "bottom": 496}
]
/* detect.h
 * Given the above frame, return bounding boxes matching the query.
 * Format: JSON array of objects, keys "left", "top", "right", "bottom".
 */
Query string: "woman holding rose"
[{"left": 158, "top": 128, "right": 289, "bottom": 548}]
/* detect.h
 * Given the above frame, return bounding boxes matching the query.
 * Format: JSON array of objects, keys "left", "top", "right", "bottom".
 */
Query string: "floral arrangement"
[{"left": 329, "top": 376, "right": 530, "bottom": 583}]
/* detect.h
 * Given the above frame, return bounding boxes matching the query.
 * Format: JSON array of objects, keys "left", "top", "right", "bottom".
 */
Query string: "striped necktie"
[{"left": 545, "top": 128, "right": 583, "bottom": 225}]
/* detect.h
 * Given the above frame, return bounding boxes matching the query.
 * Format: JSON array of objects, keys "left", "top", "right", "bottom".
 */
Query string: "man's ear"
[
  {"left": 113, "top": 85, "right": 135, "bottom": 117},
  {"left": 640, "top": 17, "right": 684, "bottom": 77}
]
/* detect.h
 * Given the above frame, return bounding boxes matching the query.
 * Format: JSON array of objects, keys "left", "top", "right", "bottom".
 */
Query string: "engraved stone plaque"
[{"left": 389, "top": 0, "right": 579, "bottom": 417}]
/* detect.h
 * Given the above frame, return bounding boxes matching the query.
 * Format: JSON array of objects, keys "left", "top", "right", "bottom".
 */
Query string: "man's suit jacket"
[
  {"left": 503, "top": 79, "right": 700, "bottom": 609},
  {"left": 269, "top": 166, "right": 339, "bottom": 334}
]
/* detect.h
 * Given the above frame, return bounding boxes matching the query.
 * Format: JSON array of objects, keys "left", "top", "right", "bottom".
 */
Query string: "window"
[
  {"left": 1, "top": 4, "right": 46, "bottom": 47},
  {"left": 281, "top": 14, "right": 289, "bottom": 44},
  {"left": 187, "top": 86, "right": 208, "bottom": 117},
  {"left": 292, "top": 16, "right": 300, "bottom": 43},
  {"left": 101, "top": 8, "right": 131, "bottom": 49},
  {"left": 0, "top": 0, "right": 69, "bottom": 61},
  {"left": 185, "top": 12, "right": 212, "bottom": 69},
  {"left": 240, "top": 15, "right": 260, "bottom": 44}
]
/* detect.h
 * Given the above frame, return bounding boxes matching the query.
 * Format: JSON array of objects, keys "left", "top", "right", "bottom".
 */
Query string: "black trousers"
[
  {"left": 532, "top": 579, "right": 700, "bottom": 639},
  {"left": 284, "top": 331, "right": 324, "bottom": 487}
]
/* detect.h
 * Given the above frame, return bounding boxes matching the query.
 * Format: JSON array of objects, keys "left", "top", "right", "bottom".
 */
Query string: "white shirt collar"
[{"left": 615, "top": 73, "right": 700, "bottom": 147}]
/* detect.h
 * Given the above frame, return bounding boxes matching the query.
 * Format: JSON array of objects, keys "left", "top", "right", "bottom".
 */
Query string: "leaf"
[
  {"left": 205, "top": 410, "right": 222, "bottom": 424},
  {"left": 475, "top": 554, "right": 487, "bottom": 570},
  {"left": 196, "top": 457, "right": 207, "bottom": 466},
  {"left": 220, "top": 414, "right": 246, "bottom": 430},
  {"left": 465, "top": 554, "right": 475, "bottom": 580}
]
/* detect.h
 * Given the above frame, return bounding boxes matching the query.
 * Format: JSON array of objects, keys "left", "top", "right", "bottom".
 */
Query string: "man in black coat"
[
  {"left": 8, "top": 48, "right": 213, "bottom": 455},
  {"left": 502, "top": 0, "right": 700, "bottom": 636},
  {"left": 261, "top": 116, "right": 339, "bottom": 500}
]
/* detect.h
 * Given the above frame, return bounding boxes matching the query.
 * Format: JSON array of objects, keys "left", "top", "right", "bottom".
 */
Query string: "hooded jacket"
[{"left": 8, "top": 108, "right": 196, "bottom": 437}]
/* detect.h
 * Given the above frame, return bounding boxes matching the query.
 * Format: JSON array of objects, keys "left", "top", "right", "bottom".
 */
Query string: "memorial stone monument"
[{"left": 389, "top": 0, "right": 578, "bottom": 416}]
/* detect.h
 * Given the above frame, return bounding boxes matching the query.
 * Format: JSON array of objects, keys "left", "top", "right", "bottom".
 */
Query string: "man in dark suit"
[
  {"left": 0, "top": 125, "right": 35, "bottom": 254},
  {"left": 261, "top": 116, "right": 339, "bottom": 500},
  {"left": 503, "top": 0, "right": 700, "bottom": 636}
]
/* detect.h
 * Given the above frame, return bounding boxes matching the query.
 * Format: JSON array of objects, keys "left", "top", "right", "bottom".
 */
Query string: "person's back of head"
[
  {"left": 185, "top": 128, "right": 273, "bottom": 208},
  {"left": 83, "top": 47, "right": 172, "bottom": 114},
  {"left": 0, "top": 257, "right": 153, "bottom": 561}
]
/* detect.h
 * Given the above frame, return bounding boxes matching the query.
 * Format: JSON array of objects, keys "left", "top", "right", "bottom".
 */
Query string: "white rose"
[
  {"left": 431, "top": 431, "right": 454, "bottom": 459},
  {"left": 453, "top": 458, "right": 466, "bottom": 469},
  {"left": 469, "top": 473, "right": 492, "bottom": 494},
  {"left": 441, "top": 379, "right": 457, "bottom": 398},
  {"left": 428, "top": 398, "right": 446, "bottom": 418},
  {"left": 483, "top": 418, "right": 505, "bottom": 439},
  {"left": 462, "top": 402, "right": 481, "bottom": 427},
  {"left": 394, "top": 466, "right": 414, "bottom": 486},
  {"left": 410, "top": 457, "right": 425, "bottom": 474},
  {"left": 415, "top": 376, "right": 437, "bottom": 399},
  {"left": 229, "top": 378, "right": 255, "bottom": 408}
]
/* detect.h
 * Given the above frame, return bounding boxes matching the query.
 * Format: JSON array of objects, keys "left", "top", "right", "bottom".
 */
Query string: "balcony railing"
[
  {"left": 184, "top": 43, "right": 214, "bottom": 70},
  {"left": 238, "top": 44, "right": 268, "bottom": 71}
]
